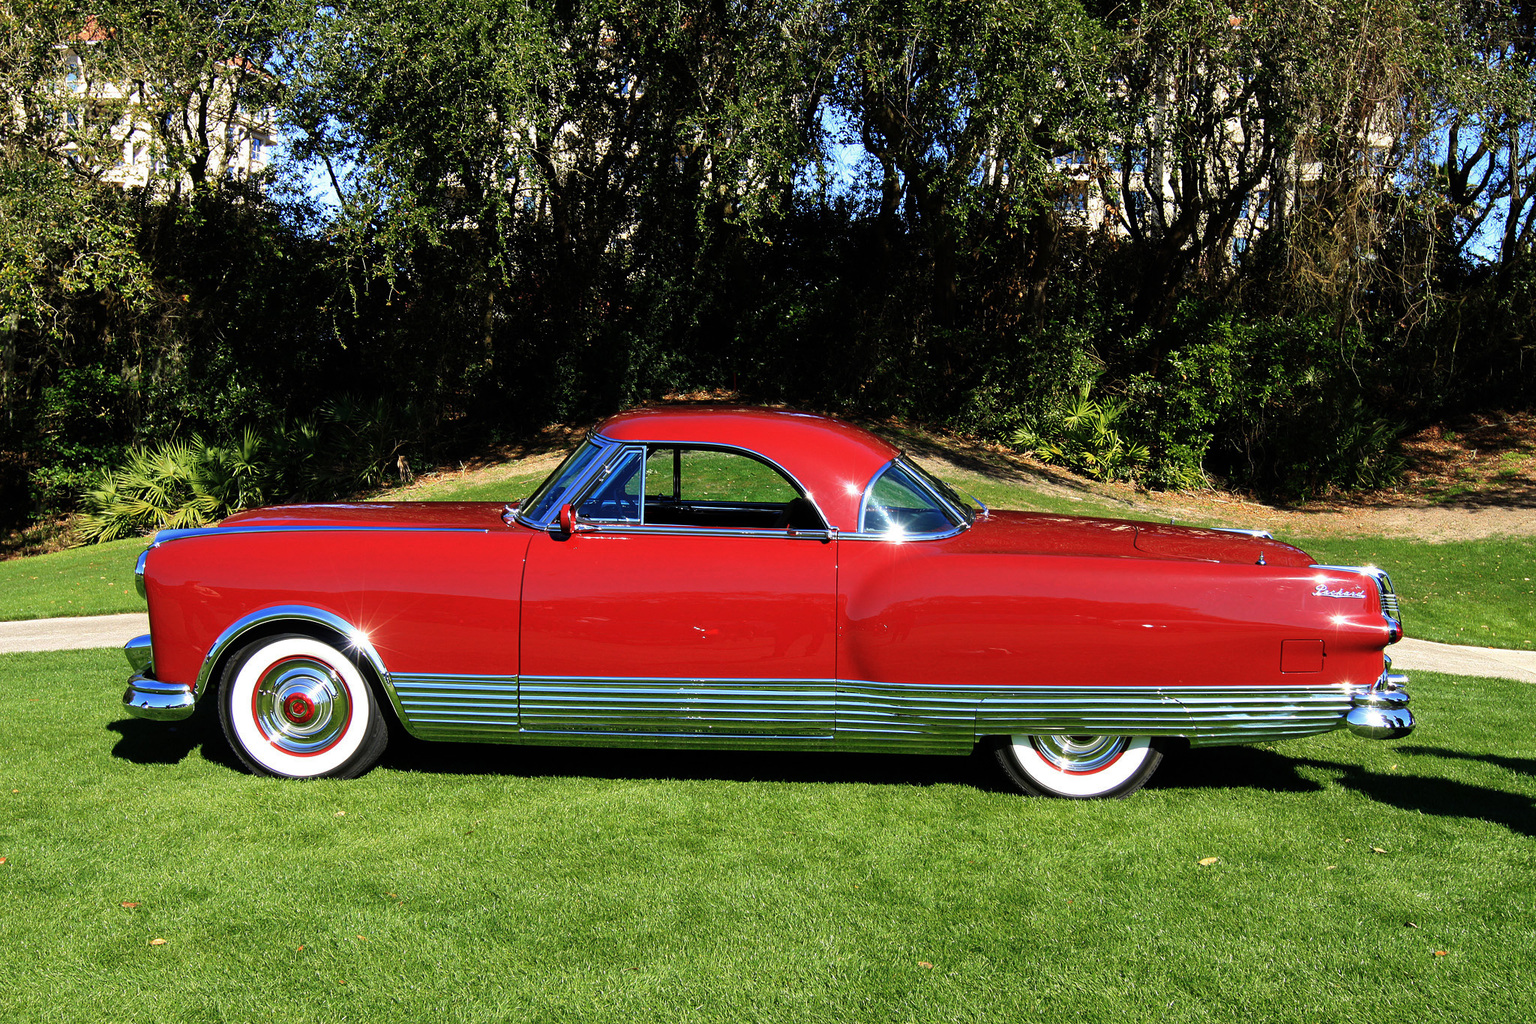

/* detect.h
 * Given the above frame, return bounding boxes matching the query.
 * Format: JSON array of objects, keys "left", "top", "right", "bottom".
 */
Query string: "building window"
[
  {"left": 250, "top": 137, "right": 265, "bottom": 163},
  {"left": 1056, "top": 184, "right": 1090, "bottom": 216}
]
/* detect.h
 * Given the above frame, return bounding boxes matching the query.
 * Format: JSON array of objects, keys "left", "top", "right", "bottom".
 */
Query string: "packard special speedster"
[{"left": 122, "top": 406, "right": 1413, "bottom": 798}]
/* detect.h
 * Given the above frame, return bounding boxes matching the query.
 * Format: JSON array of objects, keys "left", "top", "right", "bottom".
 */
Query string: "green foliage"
[
  {"left": 1014, "top": 393, "right": 1150, "bottom": 482},
  {"left": 74, "top": 401, "right": 420, "bottom": 541},
  {"left": 3, "top": 0, "right": 1534, "bottom": 534}
]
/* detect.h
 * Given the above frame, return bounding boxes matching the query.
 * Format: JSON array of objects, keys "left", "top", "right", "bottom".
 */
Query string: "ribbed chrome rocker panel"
[
  {"left": 390, "top": 674, "right": 520, "bottom": 742},
  {"left": 518, "top": 676, "right": 835, "bottom": 739}
]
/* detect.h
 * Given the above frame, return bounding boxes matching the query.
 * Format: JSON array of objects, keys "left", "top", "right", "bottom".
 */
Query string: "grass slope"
[
  {"left": 0, "top": 537, "right": 147, "bottom": 621},
  {"left": 0, "top": 649, "right": 1531, "bottom": 1022}
]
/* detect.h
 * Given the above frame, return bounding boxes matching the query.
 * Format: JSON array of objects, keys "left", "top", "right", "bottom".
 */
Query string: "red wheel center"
[{"left": 282, "top": 693, "right": 316, "bottom": 724}]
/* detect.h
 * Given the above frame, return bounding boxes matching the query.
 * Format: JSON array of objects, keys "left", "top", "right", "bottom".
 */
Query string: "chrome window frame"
[
  {"left": 574, "top": 445, "right": 648, "bottom": 524},
  {"left": 851, "top": 456, "right": 970, "bottom": 542},
  {"left": 515, "top": 436, "right": 622, "bottom": 529},
  {"left": 539, "top": 436, "right": 834, "bottom": 539}
]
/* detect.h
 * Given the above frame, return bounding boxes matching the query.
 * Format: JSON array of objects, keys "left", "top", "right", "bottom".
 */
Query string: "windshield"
[{"left": 518, "top": 438, "right": 610, "bottom": 524}]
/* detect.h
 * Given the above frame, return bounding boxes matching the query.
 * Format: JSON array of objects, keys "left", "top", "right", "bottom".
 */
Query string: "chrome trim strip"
[
  {"left": 149, "top": 524, "right": 491, "bottom": 548},
  {"left": 519, "top": 676, "right": 835, "bottom": 738},
  {"left": 193, "top": 605, "right": 393, "bottom": 708},
  {"left": 123, "top": 633, "right": 153, "bottom": 673},
  {"left": 379, "top": 674, "right": 1371, "bottom": 752},
  {"left": 1212, "top": 527, "right": 1274, "bottom": 540},
  {"left": 391, "top": 673, "right": 521, "bottom": 742},
  {"left": 134, "top": 549, "right": 149, "bottom": 598}
]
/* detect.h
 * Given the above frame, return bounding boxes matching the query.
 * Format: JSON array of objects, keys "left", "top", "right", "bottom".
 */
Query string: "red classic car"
[{"left": 122, "top": 406, "right": 1413, "bottom": 797}]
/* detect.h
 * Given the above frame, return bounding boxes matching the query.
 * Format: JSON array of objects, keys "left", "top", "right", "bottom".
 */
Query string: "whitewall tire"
[
  {"left": 218, "top": 634, "right": 389, "bottom": 779},
  {"left": 993, "top": 734, "right": 1163, "bottom": 799}
]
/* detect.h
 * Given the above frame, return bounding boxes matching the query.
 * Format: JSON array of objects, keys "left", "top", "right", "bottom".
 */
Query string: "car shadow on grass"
[
  {"left": 105, "top": 710, "right": 246, "bottom": 772},
  {"left": 1146, "top": 744, "right": 1324, "bottom": 794},
  {"left": 1394, "top": 745, "right": 1536, "bottom": 778},
  {"left": 376, "top": 734, "right": 1329, "bottom": 796},
  {"left": 1293, "top": 754, "right": 1535, "bottom": 838},
  {"left": 379, "top": 734, "right": 999, "bottom": 790}
]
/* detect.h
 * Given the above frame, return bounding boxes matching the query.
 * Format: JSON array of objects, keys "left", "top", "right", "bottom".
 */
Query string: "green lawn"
[
  {"left": 0, "top": 649, "right": 1531, "bottom": 1022},
  {"left": 0, "top": 537, "right": 147, "bottom": 621}
]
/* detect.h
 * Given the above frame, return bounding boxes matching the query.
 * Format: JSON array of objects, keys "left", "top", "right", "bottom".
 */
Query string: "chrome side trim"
[
  {"left": 124, "top": 633, "right": 153, "bottom": 673},
  {"left": 194, "top": 605, "right": 392, "bottom": 706},
  {"left": 518, "top": 676, "right": 835, "bottom": 738},
  {"left": 1162, "top": 685, "right": 1356, "bottom": 746},
  {"left": 1213, "top": 527, "right": 1274, "bottom": 540},
  {"left": 391, "top": 673, "right": 520, "bottom": 742},
  {"left": 134, "top": 549, "right": 149, "bottom": 598},
  {"left": 833, "top": 680, "right": 978, "bottom": 753},
  {"left": 379, "top": 675, "right": 1368, "bottom": 753},
  {"left": 152, "top": 525, "right": 490, "bottom": 547}
]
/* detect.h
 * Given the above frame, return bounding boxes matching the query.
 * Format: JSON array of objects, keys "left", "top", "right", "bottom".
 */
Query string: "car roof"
[{"left": 595, "top": 406, "right": 899, "bottom": 530}]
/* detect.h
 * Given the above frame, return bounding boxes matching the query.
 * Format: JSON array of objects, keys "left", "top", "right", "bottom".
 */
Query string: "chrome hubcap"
[
  {"left": 252, "top": 657, "right": 352, "bottom": 756},
  {"left": 1030, "top": 735, "right": 1128, "bottom": 774}
]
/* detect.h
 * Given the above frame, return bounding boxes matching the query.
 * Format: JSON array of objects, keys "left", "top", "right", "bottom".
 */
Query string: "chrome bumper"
[
  {"left": 121, "top": 633, "right": 197, "bottom": 721},
  {"left": 1345, "top": 665, "right": 1413, "bottom": 740}
]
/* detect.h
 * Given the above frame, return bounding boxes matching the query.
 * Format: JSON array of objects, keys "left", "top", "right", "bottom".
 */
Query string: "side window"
[
  {"left": 576, "top": 448, "right": 644, "bottom": 522},
  {"left": 642, "top": 447, "right": 813, "bottom": 529},
  {"left": 860, "top": 462, "right": 957, "bottom": 535}
]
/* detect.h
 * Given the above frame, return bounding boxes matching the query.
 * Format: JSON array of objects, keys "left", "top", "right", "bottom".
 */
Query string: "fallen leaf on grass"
[
  {"left": 149, "top": 938, "right": 167, "bottom": 946},
  {"left": 917, "top": 962, "right": 933, "bottom": 969},
  {"left": 356, "top": 935, "right": 368, "bottom": 941},
  {"left": 1198, "top": 857, "right": 1219, "bottom": 866},
  {"left": 335, "top": 811, "right": 346, "bottom": 817},
  {"left": 0, "top": 857, "right": 7, "bottom": 865},
  {"left": 1325, "top": 865, "right": 1337, "bottom": 870},
  {"left": 1434, "top": 951, "right": 1449, "bottom": 957},
  {"left": 1406, "top": 922, "right": 1418, "bottom": 928},
  {"left": 1371, "top": 847, "right": 1387, "bottom": 854},
  {"left": 297, "top": 945, "right": 305, "bottom": 952},
  {"left": 121, "top": 902, "right": 139, "bottom": 908}
]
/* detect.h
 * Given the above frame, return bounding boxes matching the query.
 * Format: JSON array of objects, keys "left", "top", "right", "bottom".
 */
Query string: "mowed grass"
[
  {"left": 1, "top": 649, "right": 1532, "bottom": 1022},
  {"left": 0, "top": 537, "right": 147, "bottom": 621}
]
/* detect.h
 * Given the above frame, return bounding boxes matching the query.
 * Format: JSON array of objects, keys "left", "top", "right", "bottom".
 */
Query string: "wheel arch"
[{"left": 197, "top": 605, "right": 399, "bottom": 721}]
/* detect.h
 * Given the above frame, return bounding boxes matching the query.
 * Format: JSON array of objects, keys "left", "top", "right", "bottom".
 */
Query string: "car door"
[{"left": 518, "top": 444, "right": 837, "bottom": 740}]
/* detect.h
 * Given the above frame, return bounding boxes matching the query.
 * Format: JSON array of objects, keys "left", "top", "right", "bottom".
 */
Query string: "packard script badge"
[{"left": 1314, "top": 583, "right": 1367, "bottom": 599}]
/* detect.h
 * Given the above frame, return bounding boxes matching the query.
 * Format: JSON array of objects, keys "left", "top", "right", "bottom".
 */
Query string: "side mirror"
[{"left": 556, "top": 503, "right": 578, "bottom": 536}]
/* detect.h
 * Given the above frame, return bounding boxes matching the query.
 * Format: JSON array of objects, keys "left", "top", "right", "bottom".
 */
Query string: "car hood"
[
  {"left": 218, "top": 502, "right": 511, "bottom": 531},
  {"left": 956, "top": 509, "right": 1314, "bottom": 566}
]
